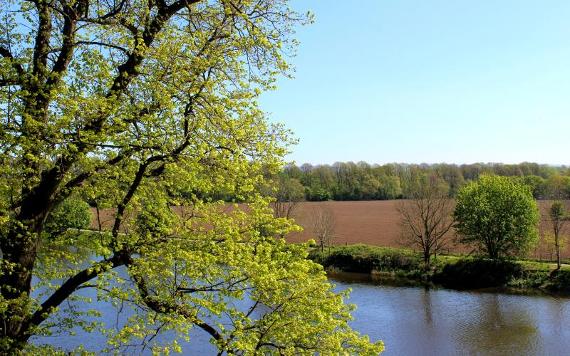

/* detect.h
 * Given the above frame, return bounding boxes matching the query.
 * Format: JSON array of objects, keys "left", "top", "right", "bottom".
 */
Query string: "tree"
[
  {"left": 272, "top": 176, "right": 305, "bottom": 219},
  {"left": 549, "top": 201, "right": 568, "bottom": 270},
  {"left": 311, "top": 205, "right": 336, "bottom": 252},
  {"left": 519, "top": 175, "right": 547, "bottom": 199},
  {"left": 454, "top": 176, "right": 539, "bottom": 259},
  {"left": 43, "top": 197, "right": 91, "bottom": 238},
  {"left": 546, "top": 175, "right": 570, "bottom": 200},
  {"left": 0, "top": 1, "right": 382, "bottom": 354},
  {"left": 397, "top": 174, "right": 454, "bottom": 268},
  {"left": 377, "top": 174, "right": 402, "bottom": 200}
]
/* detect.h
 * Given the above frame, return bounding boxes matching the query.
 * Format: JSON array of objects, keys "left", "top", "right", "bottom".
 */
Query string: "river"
[
  {"left": 34, "top": 272, "right": 570, "bottom": 355},
  {"left": 329, "top": 272, "right": 570, "bottom": 355}
]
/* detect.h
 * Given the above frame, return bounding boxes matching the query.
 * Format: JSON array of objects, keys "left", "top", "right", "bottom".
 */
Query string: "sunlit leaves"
[{"left": 1, "top": 0, "right": 381, "bottom": 354}]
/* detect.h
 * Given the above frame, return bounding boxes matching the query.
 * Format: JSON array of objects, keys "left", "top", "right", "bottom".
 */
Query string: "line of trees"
[{"left": 279, "top": 162, "right": 570, "bottom": 201}]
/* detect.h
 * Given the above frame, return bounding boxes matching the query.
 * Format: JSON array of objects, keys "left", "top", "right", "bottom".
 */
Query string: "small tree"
[
  {"left": 549, "top": 201, "right": 568, "bottom": 270},
  {"left": 43, "top": 198, "right": 91, "bottom": 238},
  {"left": 454, "top": 175, "right": 539, "bottom": 259},
  {"left": 273, "top": 176, "right": 305, "bottom": 219},
  {"left": 397, "top": 174, "right": 454, "bottom": 268},
  {"left": 311, "top": 206, "right": 336, "bottom": 252}
]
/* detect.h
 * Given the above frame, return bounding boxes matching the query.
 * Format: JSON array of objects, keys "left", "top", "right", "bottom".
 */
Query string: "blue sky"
[{"left": 260, "top": 0, "right": 570, "bottom": 165}]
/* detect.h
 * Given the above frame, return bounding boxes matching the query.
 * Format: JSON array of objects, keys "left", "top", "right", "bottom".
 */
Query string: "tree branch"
[
  {"left": 32, "top": 1, "right": 52, "bottom": 78},
  {"left": 27, "top": 252, "right": 128, "bottom": 331},
  {"left": 0, "top": 46, "right": 25, "bottom": 84},
  {"left": 128, "top": 262, "right": 223, "bottom": 342},
  {"left": 46, "top": 0, "right": 88, "bottom": 87}
]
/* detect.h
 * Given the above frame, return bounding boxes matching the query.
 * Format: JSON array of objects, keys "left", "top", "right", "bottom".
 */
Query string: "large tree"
[
  {"left": 397, "top": 174, "right": 454, "bottom": 268},
  {"left": 454, "top": 175, "right": 539, "bottom": 260},
  {"left": 0, "top": 0, "right": 382, "bottom": 353}
]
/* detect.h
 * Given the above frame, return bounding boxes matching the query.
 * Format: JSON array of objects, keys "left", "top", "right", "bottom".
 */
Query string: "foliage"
[
  {"left": 279, "top": 162, "right": 570, "bottom": 202},
  {"left": 454, "top": 175, "right": 540, "bottom": 259},
  {"left": 43, "top": 198, "right": 91, "bottom": 238},
  {"left": 433, "top": 259, "right": 523, "bottom": 289},
  {"left": 542, "top": 270, "right": 570, "bottom": 293},
  {"left": 0, "top": 0, "right": 382, "bottom": 353},
  {"left": 309, "top": 245, "right": 420, "bottom": 274},
  {"left": 311, "top": 244, "right": 570, "bottom": 294}
]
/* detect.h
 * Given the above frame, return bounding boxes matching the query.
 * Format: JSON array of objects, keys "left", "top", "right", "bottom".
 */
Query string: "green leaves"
[
  {"left": 454, "top": 175, "right": 539, "bottom": 259},
  {"left": 44, "top": 198, "right": 91, "bottom": 239},
  {"left": 1, "top": 1, "right": 382, "bottom": 354}
]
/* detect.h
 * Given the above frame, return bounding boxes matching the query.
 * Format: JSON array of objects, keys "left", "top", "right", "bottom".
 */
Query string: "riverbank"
[{"left": 308, "top": 244, "right": 570, "bottom": 295}]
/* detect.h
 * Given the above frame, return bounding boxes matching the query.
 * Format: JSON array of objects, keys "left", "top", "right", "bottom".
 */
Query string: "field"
[
  {"left": 90, "top": 200, "right": 570, "bottom": 260},
  {"left": 285, "top": 200, "right": 570, "bottom": 260}
]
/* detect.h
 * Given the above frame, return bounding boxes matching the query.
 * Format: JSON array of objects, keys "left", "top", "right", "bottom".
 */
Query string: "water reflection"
[
  {"left": 453, "top": 294, "right": 538, "bottom": 355},
  {"left": 420, "top": 287, "right": 433, "bottom": 326},
  {"left": 330, "top": 272, "right": 570, "bottom": 356}
]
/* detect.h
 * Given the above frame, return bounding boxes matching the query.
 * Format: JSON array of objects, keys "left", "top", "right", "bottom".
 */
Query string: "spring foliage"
[
  {"left": 454, "top": 175, "right": 539, "bottom": 259},
  {"left": 0, "top": 0, "right": 382, "bottom": 353}
]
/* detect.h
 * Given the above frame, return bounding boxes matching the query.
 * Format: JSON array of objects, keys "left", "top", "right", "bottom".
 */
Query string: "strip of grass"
[{"left": 309, "top": 244, "right": 570, "bottom": 294}]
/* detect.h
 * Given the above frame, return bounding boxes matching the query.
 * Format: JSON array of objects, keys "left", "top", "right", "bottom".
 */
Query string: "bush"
[
  {"left": 433, "top": 259, "right": 523, "bottom": 289},
  {"left": 543, "top": 270, "right": 570, "bottom": 293},
  {"left": 309, "top": 244, "right": 420, "bottom": 273},
  {"left": 44, "top": 198, "right": 91, "bottom": 238}
]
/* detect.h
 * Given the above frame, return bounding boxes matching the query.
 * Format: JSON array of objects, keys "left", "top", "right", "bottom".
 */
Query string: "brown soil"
[
  {"left": 286, "top": 200, "right": 570, "bottom": 260},
  {"left": 90, "top": 200, "right": 570, "bottom": 260}
]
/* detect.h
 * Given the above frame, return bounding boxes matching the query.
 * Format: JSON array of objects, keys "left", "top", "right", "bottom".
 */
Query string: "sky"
[{"left": 259, "top": 0, "right": 570, "bottom": 166}]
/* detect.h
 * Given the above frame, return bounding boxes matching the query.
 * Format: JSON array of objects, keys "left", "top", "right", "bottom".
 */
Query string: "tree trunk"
[
  {"left": 0, "top": 222, "right": 40, "bottom": 352},
  {"left": 555, "top": 233, "right": 561, "bottom": 270},
  {"left": 423, "top": 248, "right": 431, "bottom": 269},
  {"left": 1, "top": 189, "right": 53, "bottom": 351}
]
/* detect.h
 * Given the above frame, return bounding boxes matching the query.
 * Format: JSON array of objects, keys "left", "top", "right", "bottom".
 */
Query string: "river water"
[
  {"left": 34, "top": 272, "right": 570, "bottom": 355},
  {"left": 330, "top": 272, "right": 570, "bottom": 355}
]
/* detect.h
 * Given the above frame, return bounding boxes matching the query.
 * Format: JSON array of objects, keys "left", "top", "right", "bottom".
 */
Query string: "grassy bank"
[{"left": 309, "top": 244, "right": 570, "bottom": 294}]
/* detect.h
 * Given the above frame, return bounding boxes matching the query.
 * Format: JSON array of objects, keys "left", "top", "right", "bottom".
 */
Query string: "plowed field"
[
  {"left": 90, "top": 200, "right": 569, "bottom": 260},
  {"left": 285, "top": 200, "right": 570, "bottom": 260}
]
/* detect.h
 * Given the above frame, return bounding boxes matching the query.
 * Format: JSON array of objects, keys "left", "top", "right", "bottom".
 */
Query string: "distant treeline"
[{"left": 278, "top": 162, "right": 570, "bottom": 201}]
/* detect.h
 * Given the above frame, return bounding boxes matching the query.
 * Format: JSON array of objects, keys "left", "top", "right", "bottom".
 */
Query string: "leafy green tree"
[
  {"left": 377, "top": 174, "right": 402, "bottom": 200},
  {"left": 519, "top": 175, "right": 547, "bottom": 199},
  {"left": 43, "top": 198, "right": 91, "bottom": 238},
  {"left": 546, "top": 174, "right": 570, "bottom": 200},
  {"left": 306, "top": 184, "right": 333, "bottom": 201},
  {"left": 307, "top": 165, "right": 336, "bottom": 201},
  {"left": 0, "top": 0, "right": 382, "bottom": 354},
  {"left": 434, "top": 164, "right": 464, "bottom": 196},
  {"left": 454, "top": 176, "right": 539, "bottom": 259}
]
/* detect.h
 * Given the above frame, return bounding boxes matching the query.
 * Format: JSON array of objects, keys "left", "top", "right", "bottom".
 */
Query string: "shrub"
[
  {"left": 44, "top": 198, "right": 91, "bottom": 238},
  {"left": 433, "top": 258, "right": 523, "bottom": 289},
  {"left": 309, "top": 244, "right": 420, "bottom": 273}
]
